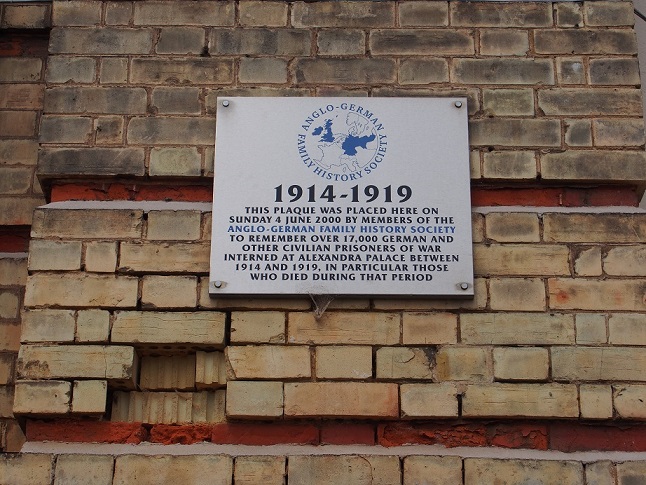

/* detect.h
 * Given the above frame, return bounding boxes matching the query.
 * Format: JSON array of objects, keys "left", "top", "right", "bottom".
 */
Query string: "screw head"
[
  {"left": 221, "top": 100, "right": 230, "bottom": 107},
  {"left": 214, "top": 280, "right": 222, "bottom": 288},
  {"left": 454, "top": 101, "right": 463, "bottom": 108},
  {"left": 460, "top": 282, "right": 469, "bottom": 290}
]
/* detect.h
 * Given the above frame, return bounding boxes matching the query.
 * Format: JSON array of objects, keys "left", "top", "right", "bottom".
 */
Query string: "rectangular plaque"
[{"left": 209, "top": 97, "right": 473, "bottom": 297}]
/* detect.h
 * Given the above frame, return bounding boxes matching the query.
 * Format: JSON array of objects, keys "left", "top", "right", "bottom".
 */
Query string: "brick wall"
[{"left": 2, "top": 0, "right": 646, "bottom": 477}]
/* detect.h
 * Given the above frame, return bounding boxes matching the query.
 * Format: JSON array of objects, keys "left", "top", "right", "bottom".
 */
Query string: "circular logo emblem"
[{"left": 297, "top": 103, "right": 388, "bottom": 181}]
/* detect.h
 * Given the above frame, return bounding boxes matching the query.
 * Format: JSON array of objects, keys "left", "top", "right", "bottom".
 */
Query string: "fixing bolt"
[
  {"left": 221, "top": 100, "right": 230, "bottom": 107},
  {"left": 214, "top": 281, "right": 223, "bottom": 288},
  {"left": 454, "top": 101, "right": 463, "bottom": 108},
  {"left": 459, "top": 282, "right": 469, "bottom": 290}
]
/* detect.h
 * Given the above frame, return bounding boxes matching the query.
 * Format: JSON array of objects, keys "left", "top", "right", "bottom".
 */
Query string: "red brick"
[
  {"left": 149, "top": 424, "right": 212, "bottom": 444},
  {"left": 0, "top": 32, "right": 49, "bottom": 57},
  {"left": 211, "top": 423, "right": 319, "bottom": 445},
  {"left": 320, "top": 423, "right": 376, "bottom": 445},
  {"left": 486, "top": 423, "right": 548, "bottom": 450},
  {"left": 0, "top": 226, "right": 30, "bottom": 252},
  {"left": 50, "top": 182, "right": 213, "bottom": 202},
  {"left": 378, "top": 422, "right": 487, "bottom": 448},
  {"left": 471, "top": 186, "right": 639, "bottom": 207},
  {"left": 26, "top": 420, "right": 147, "bottom": 444},
  {"left": 550, "top": 423, "right": 646, "bottom": 452}
]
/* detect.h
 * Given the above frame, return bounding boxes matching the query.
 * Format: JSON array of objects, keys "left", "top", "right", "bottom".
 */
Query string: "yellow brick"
[
  {"left": 550, "top": 278, "right": 646, "bottom": 311},
  {"left": 113, "top": 455, "right": 233, "bottom": 485},
  {"left": 376, "top": 347, "right": 434, "bottom": 380},
  {"left": 28, "top": 240, "right": 82, "bottom": 271},
  {"left": 139, "top": 392, "right": 193, "bottom": 424},
  {"left": 191, "top": 390, "right": 226, "bottom": 423},
  {"left": 465, "top": 459, "right": 583, "bottom": 484},
  {"left": 373, "top": 278, "right": 487, "bottom": 310},
  {"left": 461, "top": 312, "right": 574, "bottom": 345},
  {"left": 284, "top": 382, "right": 398, "bottom": 418},
  {"left": 54, "top": 455, "right": 114, "bottom": 485},
  {"left": 403, "top": 456, "right": 463, "bottom": 485},
  {"left": 584, "top": 461, "right": 614, "bottom": 485},
  {"left": 580, "top": 384, "right": 613, "bottom": 419},
  {"left": 400, "top": 383, "right": 459, "bottom": 418},
  {"left": 604, "top": 246, "right": 646, "bottom": 276},
  {"left": 2, "top": 419, "right": 26, "bottom": 452},
  {"left": 544, "top": 213, "right": 646, "bottom": 243},
  {"left": 289, "top": 456, "right": 401, "bottom": 484},
  {"left": 31, "top": 208, "right": 143, "bottom": 239},
  {"left": 493, "top": 347, "right": 549, "bottom": 381},
  {"left": 0, "top": 454, "right": 54, "bottom": 485},
  {"left": 84, "top": 241, "right": 118, "bottom": 273},
  {"left": 140, "top": 355, "right": 196, "bottom": 390},
  {"left": 21, "top": 309, "right": 75, "bottom": 343},
  {"left": 574, "top": 246, "right": 602, "bottom": 276},
  {"left": 402, "top": 312, "right": 457, "bottom": 344},
  {"left": 0, "top": 354, "right": 13, "bottom": 385},
  {"left": 112, "top": 311, "right": 225, "bottom": 346},
  {"left": 485, "top": 212, "right": 540, "bottom": 242},
  {"left": 472, "top": 213, "right": 485, "bottom": 242},
  {"left": 0, "top": 386, "right": 13, "bottom": 417},
  {"left": 475, "top": 244, "right": 570, "bottom": 275},
  {"left": 234, "top": 456, "right": 285, "bottom": 485},
  {"left": 325, "top": 298, "right": 371, "bottom": 310},
  {"left": 226, "top": 345, "right": 311, "bottom": 379},
  {"left": 614, "top": 385, "right": 646, "bottom": 419},
  {"left": 231, "top": 311, "right": 285, "bottom": 343},
  {"left": 435, "top": 346, "right": 490, "bottom": 381},
  {"left": 146, "top": 210, "right": 202, "bottom": 240},
  {"left": 618, "top": 462, "right": 646, "bottom": 485},
  {"left": 119, "top": 242, "right": 209, "bottom": 272},
  {"left": 575, "top": 313, "right": 607, "bottom": 344},
  {"left": 141, "top": 275, "right": 198, "bottom": 309},
  {"left": 0, "top": 291, "right": 19, "bottom": 319},
  {"left": 315, "top": 345, "right": 372, "bottom": 379},
  {"left": 489, "top": 278, "right": 545, "bottom": 311},
  {"left": 609, "top": 313, "right": 646, "bottom": 345},
  {"left": 288, "top": 311, "right": 399, "bottom": 345},
  {"left": 195, "top": 351, "right": 227, "bottom": 389},
  {"left": 226, "top": 380, "right": 283, "bottom": 419},
  {"left": 0, "top": 322, "right": 21, "bottom": 351},
  {"left": 201, "top": 282, "right": 310, "bottom": 310},
  {"left": 463, "top": 383, "right": 578, "bottom": 418},
  {"left": 552, "top": 347, "right": 646, "bottom": 381},
  {"left": 76, "top": 309, "right": 110, "bottom": 342},
  {"left": 25, "top": 273, "right": 138, "bottom": 308},
  {"left": 0, "top": 256, "right": 27, "bottom": 286},
  {"left": 71, "top": 380, "right": 107, "bottom": 414},
  {"left": 13, "top": 380, "right": 71, "bottom": 415}
]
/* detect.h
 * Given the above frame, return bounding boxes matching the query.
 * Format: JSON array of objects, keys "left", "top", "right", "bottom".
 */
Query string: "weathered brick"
[
  {"left": 149, "top": 147, "right": 202, "bottom": 177},
  {"left": 0, "top": 257, "right": 27, "bottom": 286},
  {"left": 231, "top": 311, "right": 285, "bottom": 344},
  {"left": 461, "top": 312, "right": 574, "bottom": 345},
  {"left": 119, "top": 242, "right": 209, "bottom": 273},
  {"left": 0, "top": 111, "right": 37, "bottom": 137},
  {"left": 76, "top": 309, "right": 110, "bottom": 342},
  {"left": 18, "top": 345, "right": 137, "bottom": 382},
  {"left": 464, "top": 459, "right": 583, "bottom": 484},
  {"left": 112, "top": 311, "right": 225, "bottom": 346},
  {"left": 376, "top": 347, "right": 434, "bottom": 380},
  {"left": 585, "top": 1, "right": 634, "bottom": 26},
  {"left": 0, "top": 58, "right": 42, "bottom": 82},
  {"left": 289, "top": 455, "right": 400, "bottom": 484},
  {"left": 0, "top": 454, "right": 54, "bottom": 485},
  {"left": 0, "top": 197, "right": 43, "bottom": 225},
  {"left": 489, "top": 277, "right": 545, "bottom": 311},
  {"left": 399, "top": 58, "right": 448, "bottom": 84},
  {"left": 292, "top": 2, "right": 394, "bottom": 28},
  {"left": 399, "top": 2, "right": 448, "bottom": 27},
  {"left": 451, "top": 2, "right": 551, "bottom": 27},
  {"left": 0, "top": 323, "right": 21, "bottom": 352},
  {"left": 53, "top": 1, "right": 101, "bottom": 26},
  {"left": 25, "top": 273, "right": 138, "bottom": 308},
  {"left": 0, "top": 386, "right": 14, "bottom": 417},
  {"left": 584, "top": 461, "right": 614, "bottom": 485},
  {"left": 435, "top": 347, "right": 490, "bottom": 381},
  {"left": 21, "top": 309, "right": 75, "bottom": 343},
  {"left": 614, "top": 385, "right": 646, "bottom": 419},
  {"left": 589, "top": 58, "right": 640, "bottom": 85},
  {"left": 105, "top": 2, "right": 132, "bottom": 26},
  {"left": 28, "top": 240, "right": 82, "bottom": 271},
  {"left": 470, "top": 119, "right": 560, "bottom": 147},
  {"left": 157, "top": 27, "right": 205, "bottom": 55},
  {"left": 150, "top": 210, "right": 202, "bottom": 241},
  {"left": 40, "top": 116, "right": 93, "bottom": 144},
  {"left": 539, "top": 88, "right": 642, "bottom": 116},
  {"left": 403, "top": 456, "right": 462, "bottom": 485},
  {"left": 151, "top": 88, "right": 201, "bottom": 115},
  {"left": 85, "top": 241, "right": 118, "bottom": 273},
  {"left": 315, "top": 345, "right": 372, "bottom": 379},
  {"left": 0, "top": 354, "right": 14, "bottom": 385},
  {"left": 13, "top": 380, "right": 70, "bottom": 415},
  {"left": 573, "top": 246, "right": 602, "bottom": 277},
  {"left": 131, "top": 58, "right": 233, "bottom": 84},
  {"left": 553, "top": 347, "right": 646, "bottom": 381},
  {"left": 480, "top": 30, "right": 528, "bottom": 57},
  {"left": 0, "top": 140, "right": 38, "bottom": 165},
  {"left": 288, "top": 312, "right": 399, "bottom": 345},
  {"left": 226, "top": 380, "right": 283, "bottom": 418},
  {"left": 140, "top": 355, "right": 196, "bottom": 390},
  {"left": 0, "top": 167, "right": 32, "bottom": 195},
  {"left": 39, "top": 147, "right": 146, "bottom": 177},
  {"left": 295, "top": 58, "right": 396, "bottom": 85},
  {"left": 133, "top": 1, "right": 233, "bottom": 26},
  {"left": 485, "top": 213, "right": 539, "bottom": 242},
  {"left": 227, "top": 345, "right": 311, "bottom": 379},
  {"left": 99, "top": 57, "right": 128, "bottom": 84},
  {"left": 192, "top": 390, "right": 226, "bottom": 423},
  {"left": 580, "top": 384, "right": 613, "bottom": 419},
  {"left": 239, "top": 2, "right": 287, "bottom": 27},
  {"left": 211, "top": 28, "right": 309, "bottom": 56},
  {"left": 239, "top": 58, "right": 287, "bottom": 84},
  {"left": 475, "top": 244, "right": 568, "bottom": 276},
  {"left": 317, "top": 29, "right": 365, "bottom": 56},
  {"left": 604, "top": 246, "right": 646, "bottom": 276},
  {"left": 557, "top": 58, "right": 586, "bottom": 84},
  {"left": 544, "top": 213, "right": 646, "bottom": 243},
  {"left": 2, "top": 4, "right": 50, "bottom": 29},
  {"left": 0, "top": 291, "right": 19, "bottom": 319},
  {"left": 556, "top": 3, "right": 583, "bottom": 27},
  {"left": 593, "top": 119, "right": 645, "bottom": 147},
  {"left": 128, "top": 117, "right": 215, "bottom": 145},
  {"left": 549, "top": 278, "right": 646, "bottom": 311},
  {"left": 575, "top": 313, "right": 607, "bottom": 344},
  {"left": 45, "top": 86, "right": 146, "bottom": 114},
  {"left": 370, "top": 30, "right": 473, "bottom": 55},
  {"left": 141, "top": 275, "right": 198, "bottom": 309},
  {"left": 234, "top": 456, "right": 285, "bottom": 485},
  {"left": 402, "top": 312, "right": 457, "bottom": 345},
  {"left": 54, "top": 454, "right": 114, "bottom": 485},
  {"left": 483, "top": 89, "right": 534, "bottom": 117},
  {"left": 535, "top": 30, "right": 637, "bottom": 55},
  {"left": 71, "top": 380, "right": 107, "bottom": 414},
  {"left": 113, "top": 455, "right": 233, "bottom": 485},
  {"left": 0, "top": 84, "right": 44, "bottom": 109},
  {"left": 94, "top": 116, "right": 125, "bottom": 145},
  {"left": 618, "top": 462, "right": 646, "bottom": 484},
  {"left": 195, "top": 351, "right": 227, "bottom": 389},
  {"left": 285, "top": 382, "right": 398, "bottom": 418},
  {"left": 112, "top": 390, "right": 224, "bottom": 424},
  {"left": 50, "top": 27, "right": 154, "bottom": 55},
  {"left": 609, "top": 313, "right": 646, "bottom": 346},
  {"left": 493, "top": 347, "right": 549, "bottom": 381}
]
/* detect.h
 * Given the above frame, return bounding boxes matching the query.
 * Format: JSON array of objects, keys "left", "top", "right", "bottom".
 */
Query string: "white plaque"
[{"left": 210, "top": 97, "right": 473, "bottom": 297}]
